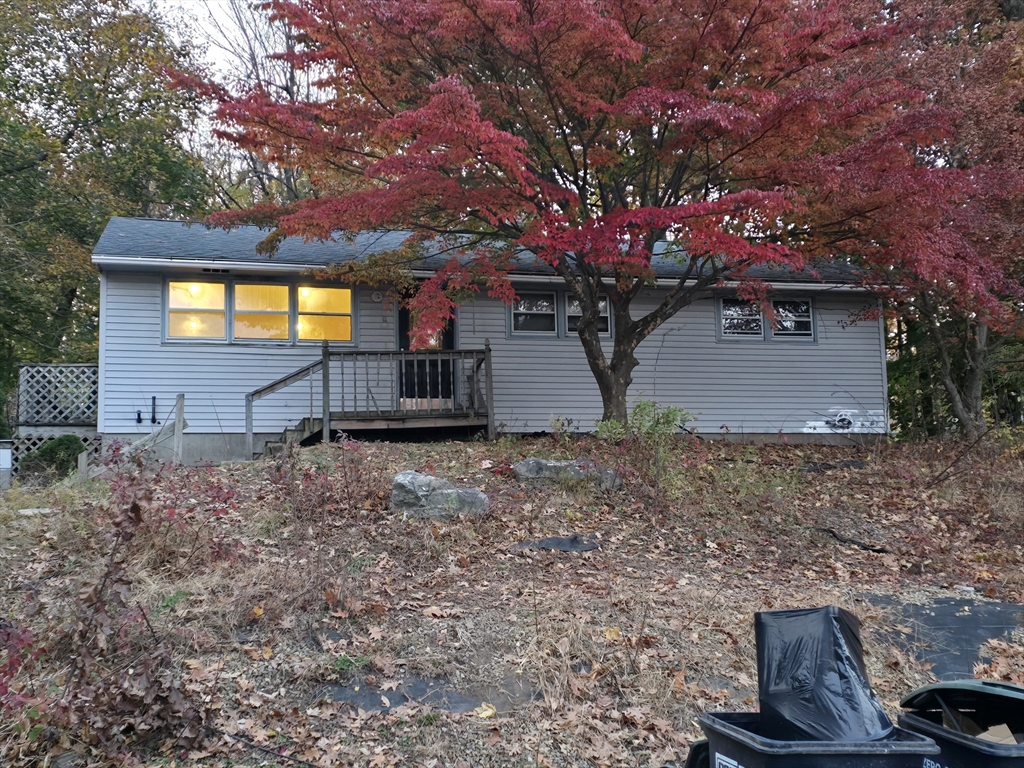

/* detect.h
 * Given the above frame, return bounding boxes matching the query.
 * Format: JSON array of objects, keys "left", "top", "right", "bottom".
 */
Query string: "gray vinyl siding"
[
  {"left": 98, "top": 272, "right": 397, "bottom": 436},
  {"left": 100, "top": 271, "right": 887, "bottom": 440},
  {"left": 461, "top": 289, "right": 886, "bottom": 435}
]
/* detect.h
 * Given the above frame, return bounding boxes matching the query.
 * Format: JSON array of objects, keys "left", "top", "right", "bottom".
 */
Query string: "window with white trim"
[
  {"left": 771, "top": 299, "right": 813, "bottom": 338},
  {"left": 168, "top": 281, "right": 226, "bottom": 339},
  {"left": 165, "top": 281, "right": 353, "bottom": 343},
  {"left": 719, "top": 298, "right": 815, "bottom": 340},
  {"left": 512, "top": 293, "right": 557, "bottom": 333},
  {"left": 567, "top": 295, "right": 610, "bottom": 334},
  {"left": 234, "top": 284, "right": 289, "bottom": 340},
  {"left": 297, "top": 286, "right": 353, "bottom": 341},
  {"left": 721, "top": 298, "right": 764, "bottom": 338}
]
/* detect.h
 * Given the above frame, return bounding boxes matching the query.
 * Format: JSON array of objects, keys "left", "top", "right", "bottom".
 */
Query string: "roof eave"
[{"left": 93, "top": 254, "right": 869, "bottom": 292}]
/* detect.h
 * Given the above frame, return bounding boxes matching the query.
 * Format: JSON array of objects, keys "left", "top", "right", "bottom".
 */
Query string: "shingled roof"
[{"left": 93, "top": 217, "right": 865, "bottom": 285}]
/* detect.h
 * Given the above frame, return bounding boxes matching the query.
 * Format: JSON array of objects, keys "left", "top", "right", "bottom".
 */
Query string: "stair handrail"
[
  {"left": 245, "top": 359, "right": 323, "bottom": 458},
  {"left": 244, "top": 344, "right": 496, "bottom": 458}
]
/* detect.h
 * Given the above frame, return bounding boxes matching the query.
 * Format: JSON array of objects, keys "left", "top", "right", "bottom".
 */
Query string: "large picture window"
[
  {"left": 167, "top": 281, "right": 226, "bottom": 339},
  {"left": 166, "top": 281, "right": 353, "bottom": 343}
]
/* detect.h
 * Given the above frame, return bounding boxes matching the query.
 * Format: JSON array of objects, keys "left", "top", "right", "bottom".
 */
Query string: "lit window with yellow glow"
[
  {"left": 297, "top": 287, "right": 352, "bottom": 341},
  {"left": 168, "top": 282, "right": 226, "bottom": 338},
  {"left": 234, "top": 284, "right": 289, "bottom": 340}
]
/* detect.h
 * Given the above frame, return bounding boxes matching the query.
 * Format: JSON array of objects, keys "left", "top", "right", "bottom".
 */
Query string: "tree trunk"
[
  {"left": 556, "top": 255, "right": 719, "bottom": 425},
  {"left": 924, "top": 310, "right": 988, "bottom": 439},
  {"left": 574, "top": 299, "right": 640, "bottom": 423}
]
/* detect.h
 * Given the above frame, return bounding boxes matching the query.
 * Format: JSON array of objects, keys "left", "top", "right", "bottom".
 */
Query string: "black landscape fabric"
[{"left": 755, "top": 605, "right": 893, "bottom": 742}]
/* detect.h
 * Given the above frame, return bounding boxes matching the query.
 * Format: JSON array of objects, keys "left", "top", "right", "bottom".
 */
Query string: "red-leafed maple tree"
[{"left": 209, "top": 0, "right": 1011, "bottom": 424}]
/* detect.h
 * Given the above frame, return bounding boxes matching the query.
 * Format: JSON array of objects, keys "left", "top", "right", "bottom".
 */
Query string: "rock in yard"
[
  {"left": 512, "top": 458, "right": 621, "bottom": 491},
  {"left": 391, "top": 470, "right": 488, "bottom": 519},
  {"left": 18, "top": 507, "right": 58, "bottom": 517}
]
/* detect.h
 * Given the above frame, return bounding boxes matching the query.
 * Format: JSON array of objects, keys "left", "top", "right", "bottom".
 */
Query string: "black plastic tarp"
[{"left": 755, "top": 606, "right": 893, "bottom": 742}]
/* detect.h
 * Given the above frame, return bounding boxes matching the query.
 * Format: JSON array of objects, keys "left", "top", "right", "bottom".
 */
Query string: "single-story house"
[{"left": 92, "top": 217, "right": 888, "bottom": 462}]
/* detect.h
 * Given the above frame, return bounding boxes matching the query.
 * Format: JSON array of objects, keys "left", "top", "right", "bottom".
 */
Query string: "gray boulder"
[
  {"left": 512, "top": 458, "right": 622, "bottom": 491},
  {"left": 391, "top": 470, "right": 489, "bottom": 519}
]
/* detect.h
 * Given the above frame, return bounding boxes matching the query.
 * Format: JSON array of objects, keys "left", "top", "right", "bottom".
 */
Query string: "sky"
[{"left": 153, "top": 0, "right": 241, "bottom": 78}]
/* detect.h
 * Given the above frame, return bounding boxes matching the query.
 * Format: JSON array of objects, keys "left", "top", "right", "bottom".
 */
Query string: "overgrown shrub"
[
  {"left": 596, "top": 398, "right": 691, "bottom": 490},
  {"left": 18, "top": 435, "right": 87, "bottom": 480}
]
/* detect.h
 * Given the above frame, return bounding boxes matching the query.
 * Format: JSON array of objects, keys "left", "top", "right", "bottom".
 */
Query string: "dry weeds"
[{"left": 2, "top": 434, "right": 1024, "bottom": 767}]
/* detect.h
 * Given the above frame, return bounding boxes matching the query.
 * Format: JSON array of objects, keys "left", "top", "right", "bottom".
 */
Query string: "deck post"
[
  {"left": 321, "top": 341, "right": 331, "bottom": 444},
  {"left": 484, "top": 339, "right": 495, "bottom": 440},
  {"left": 245, "top": 394, "right": 254, "bottom": 459},
  {"left": 173, "top": 393, "right": 185, "bottom": 463}
]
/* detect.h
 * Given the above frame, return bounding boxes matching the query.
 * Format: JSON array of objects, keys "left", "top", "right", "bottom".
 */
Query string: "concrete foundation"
[{"left": 102, "top": 432, "right": 282, "bottom": 465}]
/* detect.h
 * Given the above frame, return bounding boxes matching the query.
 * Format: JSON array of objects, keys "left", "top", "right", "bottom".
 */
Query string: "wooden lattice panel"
[
  {"left": 17, "top": 364, "right": 98, "bottom": 426},
  {"left": 12, "top": 432, "right": 101, "bottom": 476}
]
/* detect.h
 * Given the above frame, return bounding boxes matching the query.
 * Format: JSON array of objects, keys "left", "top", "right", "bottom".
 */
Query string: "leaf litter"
[{"left": 1, "top": 435, "right": 1024, "bottom": 766}]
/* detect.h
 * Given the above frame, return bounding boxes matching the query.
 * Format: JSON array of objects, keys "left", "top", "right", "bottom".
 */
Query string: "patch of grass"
[
  {"left": 157, "top": 589, "right": 191, "bottom": 614},
  {"left": 417, "top": 713, "right": 440, "bottom": 727},
  {"left": 347, "top": 555, "right": 376, "bottom": 573},
  {"left": 333, "top": 654, "right": 370, "bottom": 671}
]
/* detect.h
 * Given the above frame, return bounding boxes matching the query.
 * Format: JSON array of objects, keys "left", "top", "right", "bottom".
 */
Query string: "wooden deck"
[{"left": 245, "top": 344, "right": 494, "bottom": 457}]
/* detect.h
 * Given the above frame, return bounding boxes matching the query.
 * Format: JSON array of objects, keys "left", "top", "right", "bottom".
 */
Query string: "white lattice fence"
[
  {"left": 12, "top": 432, "right": 101, "bottom": 476},
  {"left": 17, "top": 364, "right": 98, "bottom": 426}
]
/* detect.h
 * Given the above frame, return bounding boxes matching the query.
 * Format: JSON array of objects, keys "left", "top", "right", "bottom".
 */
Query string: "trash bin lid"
[{"left": 901, "top": 679, "right": 1024, "bottom": 710}]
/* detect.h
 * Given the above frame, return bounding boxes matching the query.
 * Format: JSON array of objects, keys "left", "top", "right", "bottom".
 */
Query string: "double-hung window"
[
  {"left": 166, "top": 281, "right": 353, "bottom": 343},
  {"left": 168, "top": 282, "right": 227, "bottom": 339},
  {"left": 771, "top": 300, "right": 813, "bottom": 338},
  {"left": 234, "top": 284, "right": 289, "bottom": 340},
  {"left": 567, "top": 296, "right": 610, "bottom": 334},
  {"left": 509, "top": 292, "right": 612, "bottom": 337},
  {"left": 512, "top": 293, "right": 557, "bottom": 333},
  {"left": 721, "top": 298, "right": 764, "bottom": 338},
  {"left": 298, "top": 286, "right": 352, "bottom": 341},
  {"left": 719, "top": 298, "right": 814, "bottom": 341}
]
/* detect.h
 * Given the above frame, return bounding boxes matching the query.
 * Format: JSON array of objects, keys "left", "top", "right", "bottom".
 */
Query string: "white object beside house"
[{"left": 91, "top": 217, "right": 888, "bottom": 463}]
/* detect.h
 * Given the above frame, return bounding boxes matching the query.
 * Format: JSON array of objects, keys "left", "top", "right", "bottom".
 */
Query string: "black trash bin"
[
  {"left": 899, "top": 679, "right": 1024, "bottom": 768},
  {"left": 699, "top": 711, "right": 940, "bottom": 768},
  {"left": 682, "top": 739, "right": 709, "bottom": 768}
]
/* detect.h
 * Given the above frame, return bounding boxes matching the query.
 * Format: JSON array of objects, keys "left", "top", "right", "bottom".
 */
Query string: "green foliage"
[
  {"left": 18, "top": 435, "right": 86, "bottom": 479},
  {"left": 596, "top": 399, "right": 691, "bottom": 492},
  {"left": 333, "top": 654, "right": 370, "bottom": 671},
  {"left": 595, "top": 398, "right": 690, "bottom": 446},
  {"left": 0, "top": 0, "right": 211, "bottom": 409}
]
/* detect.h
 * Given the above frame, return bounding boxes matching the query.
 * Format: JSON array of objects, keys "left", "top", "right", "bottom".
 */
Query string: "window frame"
[
  {"left": 719, "top": 298, "right": 765, "bottom": 340},
  {"left": 162, "top": 278, "right": 357, "bottom": 346},
  {"left": 232, "top": 283, "right": 291, "bottom": 342},
  {"left": 296, "top": 284, "right": 355, "bottom": 344},
  {"left": 507, "top": 289, "right": 615, "bottom": 339},
  {"left": 717, "top": 296, "right": 816, "bottom": 343},
  {"left": 510, "top": 291, "right": 559, "bottom": 336},
  {"left": 566, "top": 294, "right": 611, "bottom": 336},
  {"left": 769, "top": 298, "right": 814, "bottom": 340},
  {"left": 166, "top": 280, "right": 228, "bottom": 341}
]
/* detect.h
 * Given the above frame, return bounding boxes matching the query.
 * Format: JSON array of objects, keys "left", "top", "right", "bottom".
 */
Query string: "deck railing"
[{"left": 245, "top": 342, "right": 493, "bottom": 457}]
